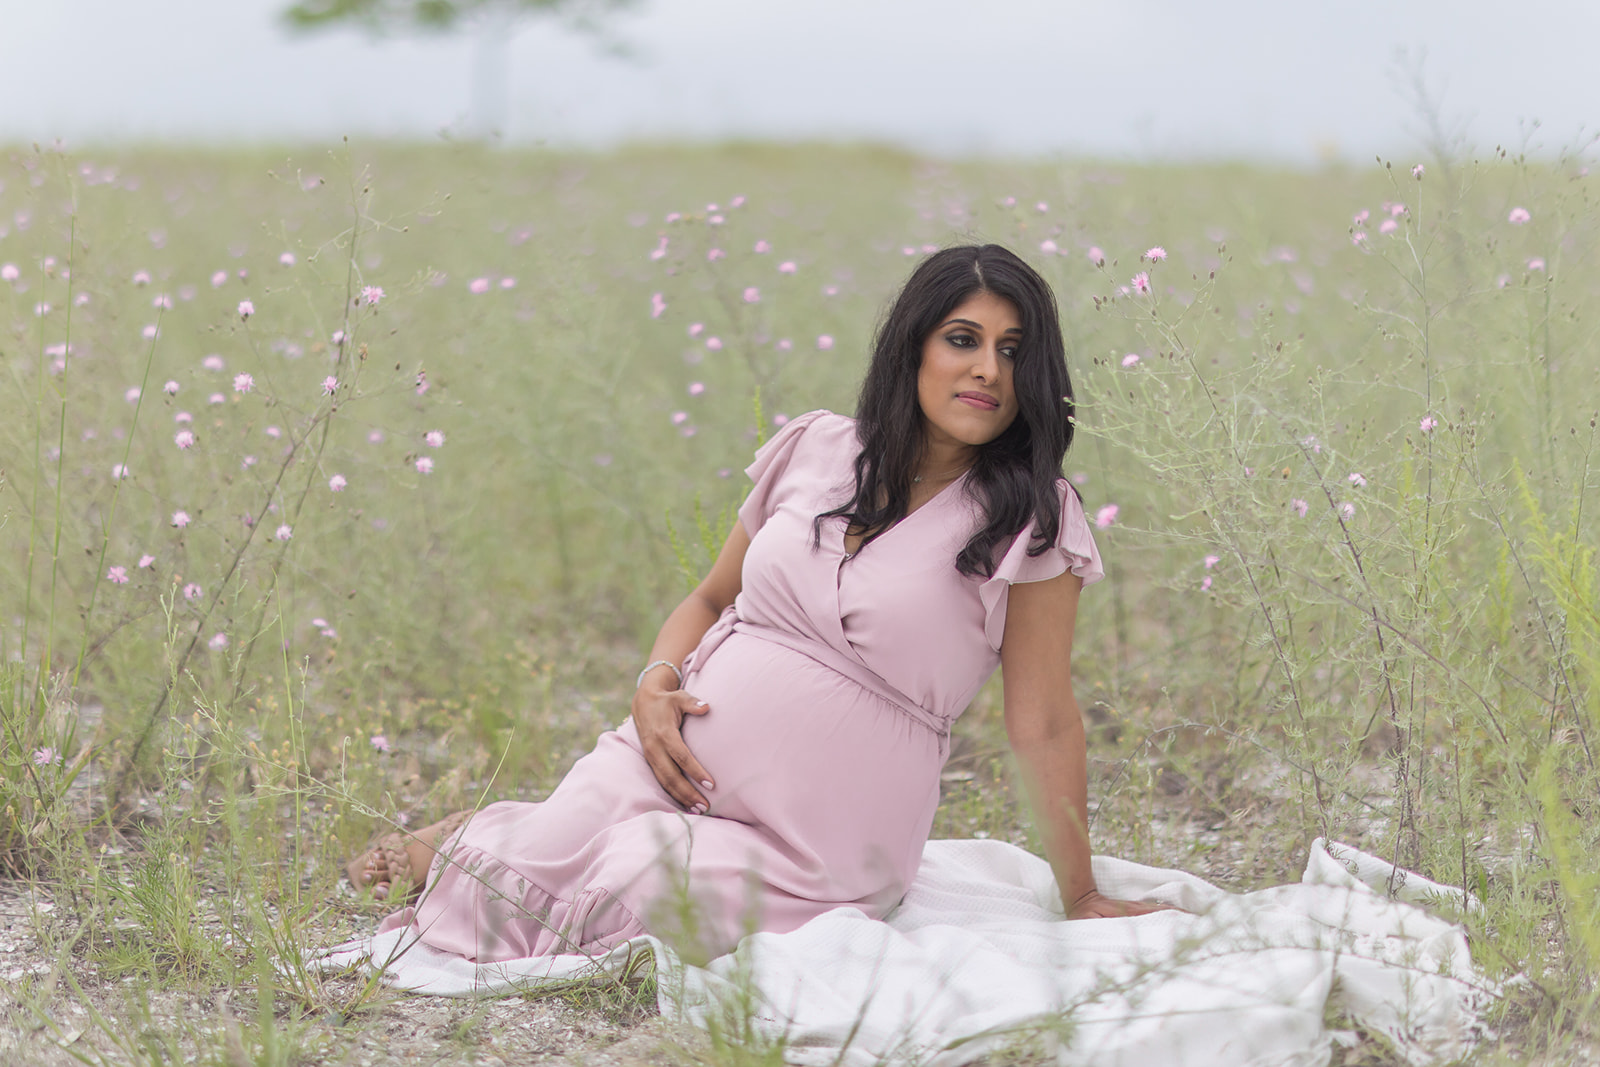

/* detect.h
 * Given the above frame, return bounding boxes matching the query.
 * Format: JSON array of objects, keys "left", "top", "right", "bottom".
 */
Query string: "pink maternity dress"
[{"left": 377, "top": 410, "right": 1103, "bottom": 962}]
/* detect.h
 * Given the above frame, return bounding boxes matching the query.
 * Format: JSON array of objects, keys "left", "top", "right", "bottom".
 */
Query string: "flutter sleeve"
[
  {"left": 737, "top": 409, "right": 835, "bottom": 536},
  {"left": 978, "top": 481, "right": 1105, "bottom": 651}
]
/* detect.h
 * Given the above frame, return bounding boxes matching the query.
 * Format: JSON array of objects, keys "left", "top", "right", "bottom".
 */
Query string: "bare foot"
[{"left": 345, "top": 810, "right": 473, "bottom": 902}]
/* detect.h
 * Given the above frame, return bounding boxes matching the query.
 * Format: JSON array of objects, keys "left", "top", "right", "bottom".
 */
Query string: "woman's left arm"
[{"left": 1000, "top": 570, "right": 1168, "bottom": 920}]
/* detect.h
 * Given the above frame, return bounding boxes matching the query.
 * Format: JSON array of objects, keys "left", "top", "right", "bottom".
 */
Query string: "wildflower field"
[{"left": 1, "top": 139, "right": 1598, "bottom": 1064}]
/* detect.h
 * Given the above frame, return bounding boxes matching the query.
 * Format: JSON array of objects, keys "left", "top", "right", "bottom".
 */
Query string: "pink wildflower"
[
  {"left": 202, "top": 354, "right": 224, "bottom": 372},
  {"left": 1039, "top": 240, "right": 1058, "bottom": 254},
  {"left": 209, "top": 392, "right": 225, "bottom": 405},
  {"left": 112, "top": 464, "right": 130, "bottom": 480},
  {"left": 275, "top": 524, "right": 292, "bottom": 541},
  {"left": 1508, "top": 207, "right": 1531, "bottom": 225},
  {"left": 1349, "top": 472, "right": 1367, "bottom": 488},
  {"left": 362, "top": 285, "right": 384, "bottom": 305},
  {"left": 32, "top": 747, "right": 60, "bottom": 768},
  {"left": 322, "top": 376, "right": 338, "bottom": 395},
  {"left": 237, "top": 300, "right": 254, "bottom": 319},
  {"left": 132, "top": 270, "right": 151, "bottom": 286},
  {"left": 152, "top": 293, "right": 172, "bottom": 310},
  {"left": 138, "top": 554, "right": 155, "bottom": 568},
  {"left": 1094, "top": 505, "right": 1119, "bottom": 529},
  {"left": 706, "top": 337, "right": 723, "bottom": 351},
  {"left": 1339, "top": 501, "right": 1356, "bottom": 520},
  {"left": 754, "top": 240, "right": 771, "bottom": 253},
  {"left": 651, "top": 292, "right": 666, "bottom": 318},
  {"left": 469, "top": 277, "right": 490, "bottom": 294},
  {"left": 0, "top": 263, "right": 17, "bottom": 281},
  {"left": 175, "top": 430, "right": 196, "bottom": 450},
  {"left": 1131, "top": 272, "right": 1151, "bottom": 294},
  {"left": 107, "top": 566, "right": 128, "bottom": 584},
  {"left": 370, "top": 734, "right": 392, "bottom": 753},
  {"left": 779, "top": 260, "right": 797, "bottom": 274},
  {"left": 125, "top": 386, "right": 142, "bottom": 403},
  {"left": 817, "top": 335, "right": 835, "bottom": 350},
  {"left": 233, "top": 373, "right": 254, "bottom": 393},
  {"left": 416, "top": 457, "right": 434, "bottom": 474},
  {"left": 1292, "top": 498, "right": 1309, "bottom": 518},
  {"left": 163, "top": 380, "right": 179, "bottom": 395},
  {"left": 1087, "top": 246, "right": 1105, "bottom": 264},
  {"left": 1420, "top": 416, "right": 1438, "bottom": 434},
  {"left": 211, "top": 270, "right": 227, "bottom": 288},
  {"left": 329, "top": 474, "right": 347, "bottom": 491},
  {"left": 688, "top": 323, "right": 704, "bottom": 338},
  {"left": 208, "top": 633, "right": 228, "bottom": 651},
  {"left": 688, "top": 382, "right": 706, "bottom": 397},
  {"left": 707, "top": 248, "right": 725, "bottom": 261},
  {"left": 1145, "top": 246, "right": 1167, "bottom": 261},
  {"left": 184, "top": 582, "right": 202, "bottom": 600},
  {"left": 1411, "top": 164, "right": 1425, "bottom": 179},
  {"left": 1379, "top": 219, "right": 1398, "bottom": 234},
  {"left": 172, "top": 510, "right": 191, "bottom": 528},
  {"left": 1528, "top": 257, "right": 1546, "bottom": 271},
  {"left": 1201, "top": 576, "right": 1213, "bottom": 592},
  {"left": 280, "top": 251, "right": 296, "bottom": 266},
  {"left": 415, "top": 370, "right": 428, "bottom": 395},
  {"left": 425, "top": 430, "right": 445, "bottom": 447},
  {"left": 671, "top": 411, "right": 689, "bottom": 426},
  {"left": 743, "top": 287, "right": 760, "bottom": 303},
  {"left": 1203, "top": 554, "right": 1220, "bottom": 569},
  {"left": 1121, "top": 353, "right": 1140, "bottom": 367}
]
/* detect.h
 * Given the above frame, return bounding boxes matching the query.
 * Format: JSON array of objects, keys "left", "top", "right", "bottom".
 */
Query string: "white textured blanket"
[{"left": 311, "top": 838, "right": 1500, "bottom": 1067}]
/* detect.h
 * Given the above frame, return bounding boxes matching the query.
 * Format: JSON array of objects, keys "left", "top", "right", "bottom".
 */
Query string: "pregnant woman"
[{"left": 346, "top": 243, "right": 1162, "bottom": 964}]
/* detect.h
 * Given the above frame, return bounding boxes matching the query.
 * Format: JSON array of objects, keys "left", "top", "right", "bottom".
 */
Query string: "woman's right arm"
[{"left": 630, "top": 519, "right": 752, "bottom": 812}]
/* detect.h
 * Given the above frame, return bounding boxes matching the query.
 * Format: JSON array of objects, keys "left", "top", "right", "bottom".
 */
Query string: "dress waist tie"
[{"left": 682, "top": 607, "right": 951, "bottom": 753}]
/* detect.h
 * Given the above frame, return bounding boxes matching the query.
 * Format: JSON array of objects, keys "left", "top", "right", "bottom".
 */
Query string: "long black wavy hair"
[{"left": 814, "top": 244, "right": 1077, "bottom": 579}]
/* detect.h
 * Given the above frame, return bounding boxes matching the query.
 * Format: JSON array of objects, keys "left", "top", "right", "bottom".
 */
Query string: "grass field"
[{"left": 1, "top": 138, "right": 1598, "bottom": 1064}]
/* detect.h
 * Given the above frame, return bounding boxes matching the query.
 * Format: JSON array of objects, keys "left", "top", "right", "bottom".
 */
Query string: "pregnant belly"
[{"left": 679, "top": 632, "right": 943, "bottom": 900}]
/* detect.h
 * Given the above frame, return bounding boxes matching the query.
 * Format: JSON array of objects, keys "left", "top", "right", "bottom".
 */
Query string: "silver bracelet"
[{"left": 636, "top": 659, "right": 683, "bottom": 690}]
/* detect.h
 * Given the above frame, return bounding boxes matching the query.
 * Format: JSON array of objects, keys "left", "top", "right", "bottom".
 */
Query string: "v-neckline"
[{"left": 840, "top": 473, "right": 968, "bottom": 561}]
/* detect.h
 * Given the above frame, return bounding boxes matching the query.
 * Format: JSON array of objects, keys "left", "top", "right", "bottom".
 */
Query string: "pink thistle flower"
[
  {"left": 1094, "top": 504, "right": 1119, "bottom": 529},
  {"left": 779, "top": 260, "right": 797, "bottom": 274},
  {"left": 163, "top": 380, "right": 180, "bottom": 395},
  {"left": 688, "top": 323, "right": 705, "bottom": 338},
  {"left": 1036, "top": 201, "right": 1049, "bottom": 213},
  {"left": 141, "top": 324, "right": 158, "bottom": 340},
  {"left": 817, "top": 335, "right": 835, "bottom": 350},
  {"left": 1389, "top": 203, "right": 1407, "bottom": 217},
  {"left": 650, "top": 237, "right": 668, "bottom": 261},
  {"left": 184, "top": 582, "right": 202, "bottom": 600},
  {"left": 730, "top": 195, "right": 745, "bottom": 208},
  {"left": 680, "top": 425, "right": 698, "bottom": 438},
  {"left": 31, "top": 747, "right": 60, "bottom": 768},
  {"left": 1353, "top": 209, "right": 1370, "bottom": 226},
  {"left": 1349, "top": 472, "right": 1367, "bottom": 488},
  {"left": 707, "top": 248, "right": 725, "bottom": 261},
  {"left": 1145, "top": 246, "right": 1167, "bottom": 262},
  {"left": 902, "top": 246, "right": 917, "bottom": 256},
  {"left": 743, "top": 287, "right": 760, "bottom": 303},
  {"left": 1121, "top": 353, "right": 1140, "bottom": 367},
  {"left": 152, "top": 293, "right": 172, "bottom": 310},
  {"left": 1411, "top": 164, "right": 1425, "bottom": 178},
  {"left": 368, "top": 429, "right": 385, "bottom": 444},
  {"left": 1528, "top": 257, "right": 1546, "bottom": 272},
  {"left": 1203, "top": 554, "right": 1220, "bottom": 569},
  {"left": 1508, "top": 207, "right": 1531, "bottom": 225},
  {"left": 650, "top": 292, "right": 666, "bottom": 318},
  {"left": 361, "top": 285, "right": 384, "bottom": 305},
  {"left": 1379, "top": 219, "right": 1398, "bottom": 234},
  {"left": 823, "top": 285, "right": 840, "bottom": 296},
  {"left": 1201, "top": 576, "right": 1212, "bottom": 592},
  {"left": 211, "top": 270, "right": 227, "bottom": 288},
  {"left": 773, "top": 413, "right": 790, "bottom": 427},
  {"left": 664, "top": 212, "right": 681, "bottom": 224},
  {"left": 671, "top": 411, "right": 689, "bottom": 426},
  {"left": 172, "top": 510, "right": 191, "bottom": 528},
  {"left": 237, "top": 300, "right": 254, "bottom": 319},
  {"left": 138, "top": 554, "right": 155, "bottom": 568},
  {"left": 688, "top": 382, "right": 706, "bottom": 397},
  {"left": 425, "top": 430, "right": 445, "bottom": 447},
  {"left": 415, "top": 370, "right": 429, "bottom": 395},
  {"left": 322, "top": 376, "right": 338, "bottom": 395},
  {"left": 175, "top": 430, "right": 196, "bottom": 450},
  {"left": 370, "top": 734, "right": 391, "bottom": 753},
  {"left": 112, "top": 463, "right": 130, "bottom": 480},
  {"left": 1291, "top": 498, "right": 1310, "bottom": 518},
  {"left": 132, "top": 270, "right": 151, "bottom": 286},
  {"left": 125, "top": 386, "right": 142, "bottom": 403},
  {"left": 776, "top": 338, "right": 793, "bottom": 351},
  {"left": 754, "top": 240, "right": 771, "bottom": 253},
  {"left": 1087, "top": 246, "right": 1105, "bottom": 265},
  {"left": 469, "top": 277, "right": 490, "bottom": 294},
  {"left": 415, "top": 457, "right": 434, "bottom": 474},
  {"left": 1301, "top": 434, "right": 1321, "bottom": 454},
  {"left": 1039, "top": 239, "right": 1058, "bottom": 254},
  {"left": 233, "top": 373, "right": 254, "bottom": 393},
  {"left": 209, "top": 392, "right": 226, "bottom": 405},
  {"left": 280, "top": 251, "right": 296, "bottom": 266},
  {"left": 202, "top": 354, "right": 224, "bottom": 372},
  {"left": 331, "top": 330, "right": 345, "bottom": 346},
  {"left": 107, "top": 565, "right": 129, "bottom": 584},
  {"left": 0, "top": 263, "right": 17, "bottom": 281},
  {"left": 329, "top": 474, "right": 347, "bottom": 491},
  {"left": 1131, "top": 271, "right": 1151, "bottom": 294},
  {"left": 208, "top": 632, "right": 228, "bottom": 651},
  {"left": 705, "top": 337, "right": 723, "bottom": 351},
  {"left": 275, "top": 524, "right": 292, "bottom": 541},
  {"left": 1352, "top": 232, "right": 1369, "bottom": 246},
  {"left": 242, "top": 455, "right": 257, "bottom": 468},
  {"left": 708, "top": 214, "right": 724, "bottom": 225},
  {"left": 265, "top": 426, "right": 282, "bottom": 439},
  {"left": 1339, "top": 501, "right": 1356, "bottom": 520},
  {"left": 1420, "top": 416, "right": 1438, "bottom": 433}
]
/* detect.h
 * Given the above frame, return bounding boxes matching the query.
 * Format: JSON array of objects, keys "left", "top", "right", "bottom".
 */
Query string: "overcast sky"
[{"left": 3, "top": 0, "right": 1597, "bottom": 163}]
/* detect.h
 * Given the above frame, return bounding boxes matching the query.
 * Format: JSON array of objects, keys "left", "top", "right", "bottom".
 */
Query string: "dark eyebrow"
[{"left": 941, "top": 317, "right": 1023, "bottom": 335}]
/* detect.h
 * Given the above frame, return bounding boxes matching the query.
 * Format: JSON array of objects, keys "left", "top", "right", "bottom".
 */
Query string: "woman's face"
[{"left": 916, "top": 290, "right": 1022, "bottom": 454}]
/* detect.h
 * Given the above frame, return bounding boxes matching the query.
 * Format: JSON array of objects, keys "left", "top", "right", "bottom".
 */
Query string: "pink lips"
[{"left": 956, "top": 392, "right": 999, "bottom": 410}]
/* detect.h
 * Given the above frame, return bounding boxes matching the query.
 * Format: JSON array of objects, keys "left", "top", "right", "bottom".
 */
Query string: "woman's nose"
[{"left": 972, "top": 344, "right": 1001, "bottom": 382}]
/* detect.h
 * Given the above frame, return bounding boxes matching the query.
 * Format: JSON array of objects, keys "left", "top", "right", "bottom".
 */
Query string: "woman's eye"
[{"left": 1000, "top": 346, "right": 1019, "bottom": 360}]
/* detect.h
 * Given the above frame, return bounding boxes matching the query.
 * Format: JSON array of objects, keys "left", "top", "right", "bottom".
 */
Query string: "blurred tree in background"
[{"left": 280, "top": 0, "right": 641, "bottom": 139}]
